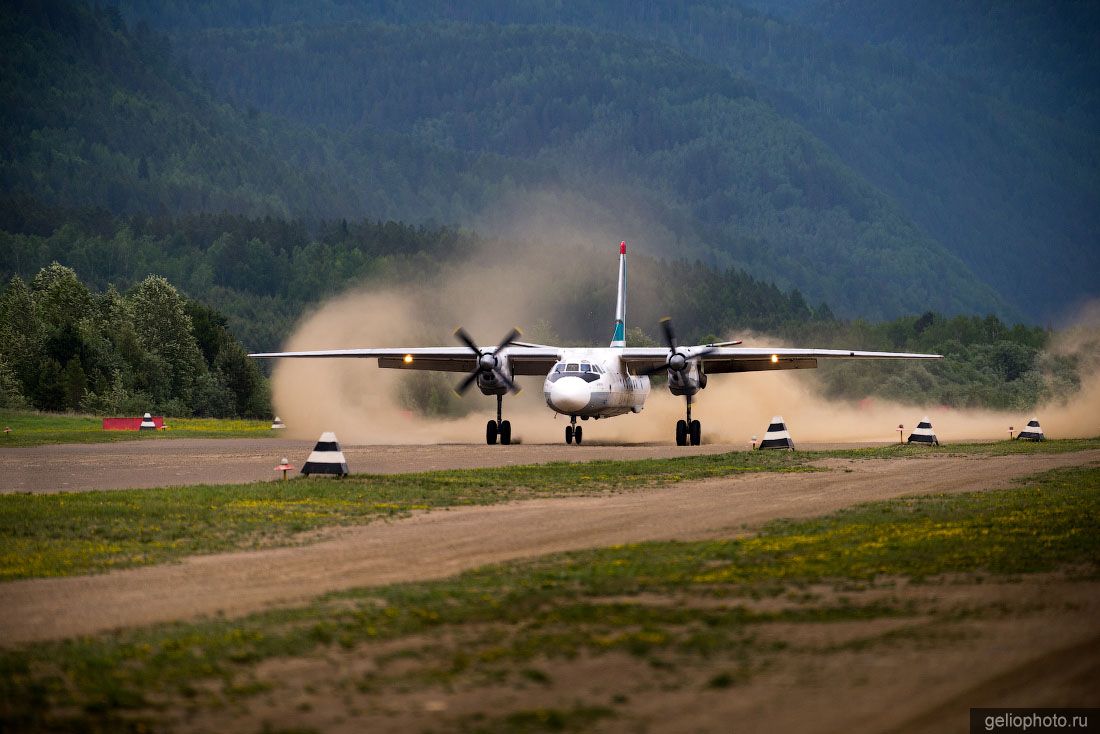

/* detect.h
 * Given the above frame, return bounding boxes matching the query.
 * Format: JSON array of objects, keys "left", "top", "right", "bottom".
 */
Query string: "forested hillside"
[
  {"left": 0, "top": 2, "right": 360, "bottom": 218},
  {"left": 774, "top": 0, "right": 1100, "bottom": 126},
  {"left": 3, "top": 0, "right": 1018, "bottom": 321},
  {"left": 174, "top": 21, "right": 1008, "bottom": 319},
  {"left": 118, "top": 0, "right": 1099, "bottom": 322},
  {"left": 0, "top": 201, "right": 832, "bottom": 352}
]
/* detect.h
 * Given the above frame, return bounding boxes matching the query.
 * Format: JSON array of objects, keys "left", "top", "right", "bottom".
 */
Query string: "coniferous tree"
[{"left": 127, "top": 275, "right": 205, "bottom": 408}]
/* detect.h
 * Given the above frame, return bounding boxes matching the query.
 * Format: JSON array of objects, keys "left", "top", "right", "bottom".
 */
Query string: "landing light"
[
  {"left": 403, "top": 354, "right": 414, "bottom": 364},
  {"left": 770, "top": 354, "right": 779, "bottom": 364}
]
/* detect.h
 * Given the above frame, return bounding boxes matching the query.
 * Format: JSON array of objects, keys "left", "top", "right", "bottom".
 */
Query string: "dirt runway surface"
[
  {"left": 0, "top": 438, "right": 893, "bottom": 494},
  {"left": 2, "top": 449, "right": 1096, "bottom": 646}
]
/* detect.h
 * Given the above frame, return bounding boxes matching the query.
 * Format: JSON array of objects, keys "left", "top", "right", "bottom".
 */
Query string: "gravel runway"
[{"left": 0, "top": 438, "right": 895, "bottom": 494}]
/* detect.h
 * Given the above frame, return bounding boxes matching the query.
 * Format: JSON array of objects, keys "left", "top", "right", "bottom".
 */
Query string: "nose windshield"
[{"left": 549, "top": 360, "right": 601, "bottom": 383}]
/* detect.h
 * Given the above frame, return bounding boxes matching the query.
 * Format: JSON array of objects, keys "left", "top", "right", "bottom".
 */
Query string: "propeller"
[
  {"left": 640, "top": 317, "right": 716, "bottom": 377},
  {"left": 454, "top": 327, "right": 521, "bottom": 395}
]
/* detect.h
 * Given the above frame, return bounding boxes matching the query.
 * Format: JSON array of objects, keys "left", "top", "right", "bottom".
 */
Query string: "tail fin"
[{"left": 611, "top": 241, "right": 627, "bottom": 348}]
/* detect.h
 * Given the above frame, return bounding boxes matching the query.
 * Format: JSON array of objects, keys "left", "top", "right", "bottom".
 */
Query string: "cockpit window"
[
  {"left": 553, "top": 363, "right": 564, "bottom": 373},
  {"left": 565, "top": 363, "right": 579, "bottom": 371},
  {"left": 580, "top": 364, "right": 591, "bottom": 373}
]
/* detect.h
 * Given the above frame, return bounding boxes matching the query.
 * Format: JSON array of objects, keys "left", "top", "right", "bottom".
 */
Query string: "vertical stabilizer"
[{"left": 611, "top": 241, "right": 627, "bottom": 348}]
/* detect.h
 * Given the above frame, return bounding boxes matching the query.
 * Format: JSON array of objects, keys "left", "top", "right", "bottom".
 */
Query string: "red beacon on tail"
[{"left": 620, "top": 241, "right": 626, "bottom": 254}]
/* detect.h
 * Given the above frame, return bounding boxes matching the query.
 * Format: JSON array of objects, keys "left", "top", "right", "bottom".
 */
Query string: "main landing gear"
[
  {"left": 675, "top": 397, "right": 701, "bottom": 446},
  {"left": 485, "top": 394, "right": 512, "bottom": 445},
  {"left": 565, "top": 415, "right": 583, "bottom": 445},
  {"left": 637, "top": 317, "right": 706, "bottom": 448},
  {"left": 452, "top": 326, "right": 520, "bottom": 447}
]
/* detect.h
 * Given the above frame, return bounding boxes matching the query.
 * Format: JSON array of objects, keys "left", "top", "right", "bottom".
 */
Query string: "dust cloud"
[
  {"left": 650, "top": 369, "right": 1100, "bottom": 446},
  {"left": 270, "top": 285, "right": 577, "bottom": 444},
  {"left": 270, "top": 219, "right": 606, "bottom": 444},
  {"left": 271, "top": 211, "right": 1100, "bottom": 446}
]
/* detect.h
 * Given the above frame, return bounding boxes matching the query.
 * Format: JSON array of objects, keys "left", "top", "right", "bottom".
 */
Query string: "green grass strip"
[
  {"left": 1, "top": 466, "right": 1096, "bottom": 732},
  {"left": 0, "top": 451, "right": 813, "bottom": 580},
  {"left": 811, "top": 437, "right": 1100, "bottom": 459},
  {"left": 2, "top": 411, "right": 1096, "bottom": 452},
  {"left": 0, "top": 411, "right": 276, "bottom": 447}
]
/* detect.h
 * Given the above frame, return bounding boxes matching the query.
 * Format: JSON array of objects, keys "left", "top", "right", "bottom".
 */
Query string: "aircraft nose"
[{"left": 550, "top": 377, "right": 590, "bottom": 413}]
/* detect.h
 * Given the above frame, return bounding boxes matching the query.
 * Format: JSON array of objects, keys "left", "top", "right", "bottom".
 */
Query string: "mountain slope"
[
  {"left": 171, "top": 21, "right": 1007, "bottom": 319},
  {"left": 0, "top": 0, "right": 349, "bottom": 217},
  {"left": 118, "top": 0, "right": 1099, "bottom": 321},
  {"left": 775, "top": 0, "right": 1100, "bottom": 126},
  {"left": 1, "top": 2, "right": 1010, "bottom": 319}
]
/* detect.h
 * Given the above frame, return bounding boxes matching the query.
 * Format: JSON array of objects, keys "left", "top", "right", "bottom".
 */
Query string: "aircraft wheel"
[
  {"left": 486, "top": 419, "right": 498, "bottom": 445},
  {"left": 565, "top": 425, "right": 574, "bottom": 444},
  {"left": 675, "top": 419, "right": 688, "bottom": 446},
  {"left": 574, "top": 426, "right": 583, "bottom": 445},
  {"left": 499, "top": 420, "right": 512, "bottom": 446},
  {"left": 689, "top": 420, "right": 701, "bottom": 446}
]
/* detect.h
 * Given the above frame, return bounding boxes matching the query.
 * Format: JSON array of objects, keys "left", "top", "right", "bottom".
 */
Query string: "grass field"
[
  {"left": 0, "top": 410, "right": 275, "bottom": 447},
  {"left": 1, "top": 466, "right": 1096, "bottom": 733}
]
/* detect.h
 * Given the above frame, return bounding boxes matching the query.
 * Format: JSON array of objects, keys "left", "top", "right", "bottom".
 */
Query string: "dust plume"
[
  {"left": 270, "top": 216, "right": 608, "bottom": 444},
  {"left": 269, "top": 289, "right": 568, "bottom": 445},
  {"left": 270, "top": 190, "right": 678, "bottom": 445},
  {"left": 654, "top": 312, "right": 1100, "bottom": 445},
  {"left": 638, "top": 369, "right": 1100, "bottom": 446}
]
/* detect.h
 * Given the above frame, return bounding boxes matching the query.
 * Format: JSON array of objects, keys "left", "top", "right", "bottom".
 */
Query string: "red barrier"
[{"left": 102, "top": 416, "right": 165, "bottom": 430}]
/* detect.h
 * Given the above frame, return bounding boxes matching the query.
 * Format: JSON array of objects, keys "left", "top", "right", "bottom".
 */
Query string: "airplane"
[{"left": 250, "top": 242, "right": 942, "bottom": 446}]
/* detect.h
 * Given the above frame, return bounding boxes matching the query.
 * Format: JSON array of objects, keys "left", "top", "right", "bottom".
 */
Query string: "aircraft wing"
[
  {"left": 249, "top": 346, "right": 563, "bottom": 376},
  {"left": 618, "top": 346, "right": 942, "bottom": 374}
]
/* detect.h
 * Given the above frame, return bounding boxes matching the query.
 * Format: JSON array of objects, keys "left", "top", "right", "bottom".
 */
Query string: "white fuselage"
[{"left": 542, "top": 348, "right": 651, "bottom": 418}]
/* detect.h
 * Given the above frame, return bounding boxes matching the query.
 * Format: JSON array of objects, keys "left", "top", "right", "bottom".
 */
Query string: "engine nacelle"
[
  {"left": 667, "top": 361, "right": 706, "bottom": 397},
  {"left": 477, "top": 368, "right": 512, "bottom": 396}
]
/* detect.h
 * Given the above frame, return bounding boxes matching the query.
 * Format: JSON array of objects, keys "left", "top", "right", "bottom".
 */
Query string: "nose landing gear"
[
  {"left": 486, "top": 393, "right": 512, "bottom": 445},
  {"left": 565, "top": 416, "right": 583, "bottom": 445}
]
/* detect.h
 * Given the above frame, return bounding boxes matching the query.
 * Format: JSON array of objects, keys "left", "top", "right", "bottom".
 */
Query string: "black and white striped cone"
[
  {"left": 139, "top": 412, "right": 156, "bottom": 431},
  {"left": 301, "top": 432, "right": 349, "bottom": 477},
  {"left": 906, "top": 416, "right": 939, "bottom": 446},
  {"left": 271, "top": 416, "right": 286, "bottom": 430},
  {"left": 757, "top": 416, "right": 795, "bottom": 450},
  {"left": 1016, "top": 417, "right": 1045, "bottom": 442}
]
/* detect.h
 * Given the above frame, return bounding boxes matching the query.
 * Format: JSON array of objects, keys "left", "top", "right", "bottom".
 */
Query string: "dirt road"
[{"left": 2, "top": 449, "right": 1095, "bottom": 645}]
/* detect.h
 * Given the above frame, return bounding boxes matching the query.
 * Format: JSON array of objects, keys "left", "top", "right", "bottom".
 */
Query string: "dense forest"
[
  {"left": 0, "top": 263, "right": 268, "bottom": 417},
  {"left": 0, "top": 199, "right": 832, "bottom": 352},
  {"left": 0, "top": 0, "right": 1050, "bottom": 321},
  {"left": 768, "top": 0, "right": 1100, "bottom": 126},
  {"left": 115, "top": 0, "right": 1099, "bottom": 323},
  {"left": 0, "top": 1, "right": 349, "bottom": 218}
]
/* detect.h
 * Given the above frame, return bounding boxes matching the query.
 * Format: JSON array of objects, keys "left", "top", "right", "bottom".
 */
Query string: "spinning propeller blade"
[
  {"left": 453, "top": 327, "right": 522, "bottom": 395},
  {"left": 640, "top": 317, "right": 715, "bottom": 376}
]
